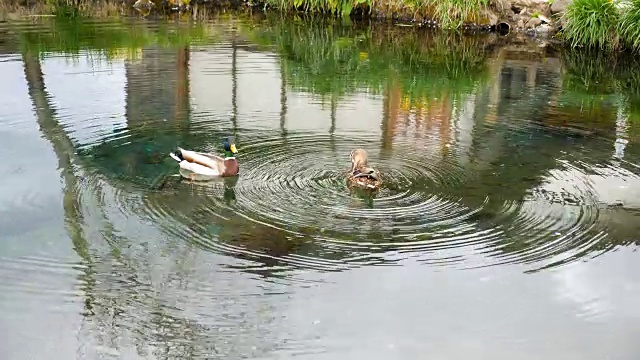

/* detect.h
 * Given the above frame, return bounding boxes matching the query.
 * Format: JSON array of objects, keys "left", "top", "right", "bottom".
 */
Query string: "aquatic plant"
[
  {"left": 560, "top": 0, "right": 620, "bottom": 51},
  {"left": 618, "top": 0, "right": 640, "bottom": 53}
]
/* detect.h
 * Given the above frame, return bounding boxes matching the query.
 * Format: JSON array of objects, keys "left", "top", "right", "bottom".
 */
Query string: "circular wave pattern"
[
  {"left": 64, "top": 117, "right": 640, "bottom": 276},
  {"left": 115, "top": 129, "right": 640, "bottom": 273},
  {"left": 232, "top": 134, "right": 479, "bottom": 238}
]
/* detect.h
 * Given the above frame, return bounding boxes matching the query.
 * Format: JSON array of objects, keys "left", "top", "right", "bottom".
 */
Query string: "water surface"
[{"left": 1, "top": 14, "right": 640, "bottom": 359}]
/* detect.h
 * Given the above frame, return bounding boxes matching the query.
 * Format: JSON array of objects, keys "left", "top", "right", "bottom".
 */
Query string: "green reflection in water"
[
  {"left": 5, "top": 13, "right": 640, "bottom": 272},
  {"left": 240, "top": 15, "right": 492, "bottom": 102},
  {"left": 13, "top": 16, "right": 215, "bottom": 59},
  {"left": 7, "top": 14, "right": 640, "bottom": 360}
]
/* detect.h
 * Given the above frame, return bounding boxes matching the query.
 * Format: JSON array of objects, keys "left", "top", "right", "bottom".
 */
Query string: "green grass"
[
  {"left": 618, "top": 0, "right": 640, "bottom": 53},
  {"left": 427, "top": 0, "right": 491, "bottom": 29},
  {"left": 263, "top": 0, "right": 490, "bottom": 29},
  {"left": 560, "top": 0, "right": 620, "bottom": 50},
  {"left": 0, "top": 0, "right": 130, "bottom": 19},
  {"left": 264, "top": 0, "right": 370, "bottom": 16}
]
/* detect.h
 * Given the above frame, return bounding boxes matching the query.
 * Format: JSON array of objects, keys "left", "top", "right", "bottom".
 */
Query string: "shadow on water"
[{"left": 4, "top": 13, "right": 640, "bottom": 277}]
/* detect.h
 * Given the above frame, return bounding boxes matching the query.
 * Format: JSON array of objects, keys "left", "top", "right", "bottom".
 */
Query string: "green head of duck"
[{"left": 223, "top": 136, "right": 238, "bottom": 158}]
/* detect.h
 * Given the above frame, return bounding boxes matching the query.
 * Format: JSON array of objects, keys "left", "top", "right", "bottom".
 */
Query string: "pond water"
[{"left": 1, "top": 12, "right": 640, "bottom": 359}]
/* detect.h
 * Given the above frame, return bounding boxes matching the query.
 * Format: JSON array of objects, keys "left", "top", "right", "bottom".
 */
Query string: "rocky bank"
[
  {"left": 371, "top": 0, "right": 575, "bottom": 36},
  {"left": 488, "top": 0, "right": 573, "bottom": 36}
]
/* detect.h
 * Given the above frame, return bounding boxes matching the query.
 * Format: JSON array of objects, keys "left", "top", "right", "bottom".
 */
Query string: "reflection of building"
[
  {"left": 189, "top": 43, "right": 384, "bottom": 135},
  {"left": 380, "top": 76, "right": 456, "bottom": 158},
  {"left": 21, "top": 47, "right": 294, "bottom": 359},
  {"left": 457, "top": 47, "right": 640, "bottom": 254},
  {"left": 81, "top": 46, "right": 192, "bottom": 182},
  {"left": 125, "top": 46, "right": 190, "bottom": 129}
]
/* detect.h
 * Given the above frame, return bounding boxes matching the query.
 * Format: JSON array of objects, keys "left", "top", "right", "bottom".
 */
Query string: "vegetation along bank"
[{"left": 2, "top": 0, "right": 640, "bottom": 53}]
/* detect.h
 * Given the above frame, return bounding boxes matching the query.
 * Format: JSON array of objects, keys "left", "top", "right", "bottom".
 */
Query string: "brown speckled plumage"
[{"left": 347, "top": 148, "right": 382, "bottom": 190}]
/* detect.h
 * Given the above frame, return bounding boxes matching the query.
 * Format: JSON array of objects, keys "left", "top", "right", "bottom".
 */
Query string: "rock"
[
  {"left": 478, "top": 9, "right": 499, "bottom": 26},
  {"left": 511, "top": 0, "right": 543, "bottom": 12},
  {"left": 536, "top": 23, "right": 551, "bottom": 33},
  {"left": 133, "top": 0, "right": 154, "bottom": 8},
  {"left": 517, "top": 19, "right": 525, "bottom": 29},
  {"left": 537, "top": 14, "right": 551, "bottom": 24},
  {"left": 526, "top": 17, "right": 543, "bottom": 29},
  {"left": 550, "top": 0, "right": 572, "bottom": 14},
  {"left": 493, "top": 0, "right": 512, "bottom": 11},
  {"left": 489, "top": 13, "right": 499, "bottom": 26}
]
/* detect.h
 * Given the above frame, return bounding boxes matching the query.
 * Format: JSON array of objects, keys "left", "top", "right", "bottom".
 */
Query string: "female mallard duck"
[
  {"left": 169, "top": 136, "right": 239, "bottom": 181},
  {"left": 347, "top": 148, "right": 382, "bottom": 190}
]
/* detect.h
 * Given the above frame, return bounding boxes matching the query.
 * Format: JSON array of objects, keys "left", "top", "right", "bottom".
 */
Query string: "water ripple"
[
  {"left": 135, "top": 133, "right": 498, "bottom": 271},
  {"left": 6, "top": 16, "right": 638, "bottom": 275},
  {"left": 0, "top": 256, "right": 84, "bottom": 311},
  {"left": 133, "top": 129, "right": 640, "bottom": 272}
]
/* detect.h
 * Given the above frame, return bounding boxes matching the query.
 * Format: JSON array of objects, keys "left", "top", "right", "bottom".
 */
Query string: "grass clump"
[
  {"left": 561, "top": 0, "right": 620, "bottom": 50},
  {"left": 0, "top": 0, "right": 129, "bottom": 19},
  {"left": 427, "top": 0, "right": 490, "bottom": 29},
  {"left": 264, "top": 0, "right": 371, "bottom": 16},
  {"left": 263, "top": 0, "right": 490, "bottom": 29},
  {"left": 618, "top": 0, "right": 640, "bottom": 53}
]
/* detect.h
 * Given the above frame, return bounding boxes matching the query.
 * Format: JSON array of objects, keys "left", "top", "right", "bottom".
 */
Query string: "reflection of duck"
[
  {"left": 347, "top": 148, "right": 382, "bottom": 190},
  {"left": 169, "top": 136, "right": 239, "bottom": 181}
]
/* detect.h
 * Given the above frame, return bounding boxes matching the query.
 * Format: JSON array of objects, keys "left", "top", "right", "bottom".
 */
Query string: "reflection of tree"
[
  {"left": 279, "top": 55, "right": 287, "bottom": 138},
  {"left": 330, "top": 93, "right": 337, "bottom": 152},
  {"left": 174, "top": 46, "right": 191, "bottom": 129},
  {"left": 21, "top": 50, "right": 214, "bottom": 359},
  {"left": 380, "top": 74, "right": 401, "bottom": 155},
  {"left": 22, "top": 50, "right": 105, "bottom": 355},
  {"left": 383, "top": 79, "right": 455, "bottom": 158},
  {"left": 22, "top": 52, "right": 89, "bottom": 263},
  {"left": 231, "top": 22, "right": 238, "bottom": 137}
]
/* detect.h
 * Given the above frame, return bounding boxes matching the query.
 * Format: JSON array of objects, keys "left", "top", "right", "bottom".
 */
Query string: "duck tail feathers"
[{"left": 169, "top": 149, "right": 184, "bottom": 163}]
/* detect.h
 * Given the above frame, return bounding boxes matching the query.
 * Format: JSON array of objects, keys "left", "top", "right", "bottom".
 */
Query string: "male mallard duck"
[
  {"left": 346, "top": 148, "right": 382, "bottom": 190},
  {"left": 169, "top": 136, "right": 239, "bottom": 181}
]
